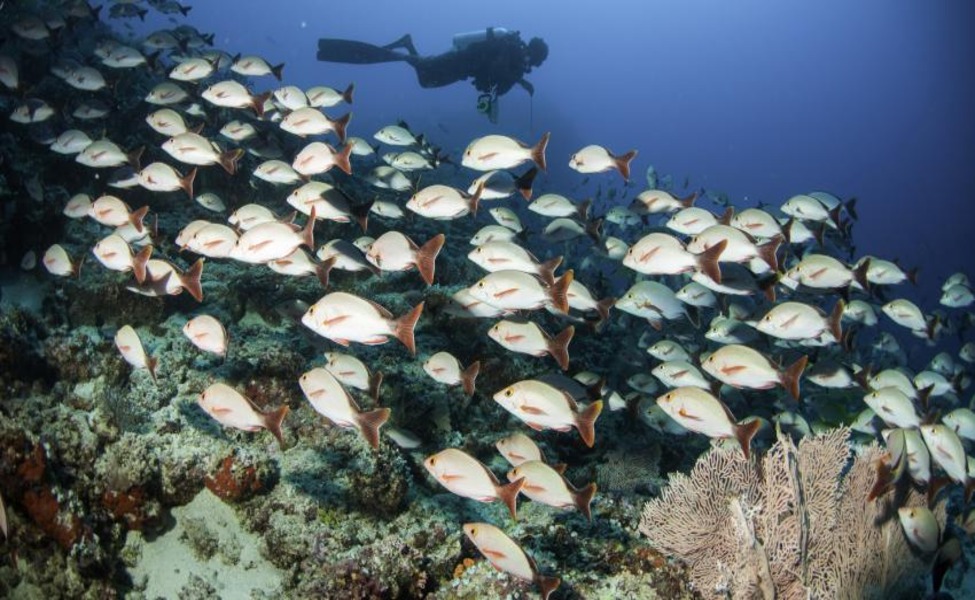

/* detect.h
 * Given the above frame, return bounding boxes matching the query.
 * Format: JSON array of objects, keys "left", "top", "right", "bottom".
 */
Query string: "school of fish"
[{"left": 2, "top": 1, "right": 974, "bottom": 597}]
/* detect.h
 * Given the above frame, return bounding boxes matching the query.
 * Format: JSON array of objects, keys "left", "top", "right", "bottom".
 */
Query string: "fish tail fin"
[
  {"left": 585, "top": 217, "right": 603, "bottom": 244},
  {"left": 595, "top": 297, "right": 614, "bottom": 331},
  {"left": 549, "top": 270, "right": 574, "bottom": 314},
  {"left": 538, "top": 256, "right": 562, "bottom": 286},
  {"left": 332, "top": 112, "right": 352, "bottom": 143},
  {"left": 393, "top": 302, "right": 424, "bottom": 355},
  {"left": 759, "top": 273, "right": 778, "bottom": 303},
  {"left": 316, "top": 256, "right": 336, "bottom": 288},
  {"left": 757, "top": 235, "right": 783, "bottom": 272},
  {"left": 180, "top": 166, "right": 197, "bottom": 200},
  {"left": 181, "top": 258, "right": 205, "bottom": 302},
  {"left": 218, "top": 148, "right": 244, "bottom": 175},
  {"left": 845, "top": 196, "right": 859, "bottom": 220},
  {"left": 356, "top": 407, "right": 391, "bottom": 450},
  {"left": 352, "top": 201, "right": 371, "bottom": 233},
  {"left": 719, "top": 206, "right": 735, "bottom": 225},
  {"left": 535, "top": 575, "right": 561, "bottom": 600},
  {"left": 334, "top": 141, "right": 354, "bottom": 175},
  {"left": 342, "top": 82, "right": 355, "bottom": 104},
  {"left": 829, "top": 299, "right": 844, "bottom": 343},
  {"left": 73, "top": 253, "right": 86, "bottom": 279},
  {"left": 549, "top": 325, "right": 575, "bottom": 371},
  {"left": 680, "top": 191, "right": 698, "bottom": 208},
  {"left": 498, "top": 477, "right": 525, "bottom": 520},
  {"left": 927, "top": 475, "right": 951, "bottom": 506},
  {"left": 781, "top": 217, "right": 794, "bottom": 244},
  {"left": 782, "top": 355, "right": 809, "bottom": 401},
  {"left": 868, "top": 454, "right": 894, "bottom": 501},
  {"left": 132, "top": 245, "right": 153, "bottom": 284},
  {"left": 469, "top": 181, "right": 484, "bottom": 216},
  {"left": 696, "top": 239, "right": 727, "bottom": 284},
  {"left": 271, "top": 62, "right": 285, "bottom": 81},
  {"left": 461, "top": 360, "right": 480, "bottom": 397},
  {"left": 578, "top": 198, "right": 592, "bottom": 222},
  {"left": 576, "top": 400, "right": 603, "bottom": 447},
  {"left": 126, "top": 145, "right": 144, "bottom": 171},
  {"left": 907, "top": 266, "right": 919, "bottom": 286},
  {"left": 368, "top": 371, "right": 384, "bottom": 402},
  {"left": 853, "top": 257, "right": 871, "bottom": 292},
  {"left": 813, "top": 222, "right": 826, "bottom": 247},
  {"left": 251, "top": 91, "right": 271, "bottom": 117},
  {"left": 734, "top": 419, "right": 762, "bottom": 460},
  {"left": 575, "top": 482, "right": 597, "bottom": 522},
  {"left": 532, "top": 131, "right": 551, "bottom": 172},
  {"left": 828, "top": 204, "right": 843, "bottom": 229},
  {"left": 129, "top": 205, "right": 149, "bottom": 233},
  {"left": 147, "top": 355, "right": 158, "bottom": 384},
  {"left": 300, "top": 208, "right": 316, "bottom": 250},
  {"left": 264, "top": 405, "right": 290, "bottom": 449},
  {"left": 416, "top": 234, "right": 445, "bottom": 285},
  {"left": 926, "top": 314, "right": 940, "bottom": 343},
  {"left": 516, "top": 166, "right": 538, "bottom": 201},
  {"left": 614, "top": 149, "right": 637, "bottom": 181}
]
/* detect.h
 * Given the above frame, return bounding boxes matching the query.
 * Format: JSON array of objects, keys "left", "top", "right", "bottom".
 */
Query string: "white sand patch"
[{"left": 126, "top": 488, "right": 283, "bottom": 598}]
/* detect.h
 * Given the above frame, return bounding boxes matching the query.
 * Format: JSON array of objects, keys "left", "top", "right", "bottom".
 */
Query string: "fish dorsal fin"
[{"left": 363, "top": 297, "right": 394, "bottom": 319}]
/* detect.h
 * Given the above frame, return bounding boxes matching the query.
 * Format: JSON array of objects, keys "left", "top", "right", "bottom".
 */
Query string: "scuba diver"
[{"left": 317, "top": 28, "right": 549, "bottom": 122}]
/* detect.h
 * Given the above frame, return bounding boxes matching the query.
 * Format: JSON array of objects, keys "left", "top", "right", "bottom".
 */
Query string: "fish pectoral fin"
[
  {"left": 211, "top": 407, "right": 233, "bottom": 415},
  {"left": 678, "top": 407, "right": 702, "bottom": 421},
  {"left": 721, "top": 365, "right": 747, "bottom": 375},
  {"left": 504, "top": 334, "right": 525, "bottom": 343},
  {"left": 482, "top": 549, "right": 507, "bottom": 561},
  {"left": 520, "top": 405, "right": 548, "bottom": 415},
  {"left": 524, "top": 483, "right": 547, "bottom": 494},
  {"left": 322, "top": 315, "right": 351, "bottom": 326},
  {"left": 478, "top": 152, "right": 499, "bottom": 161},
  {"left": 809, "top": 267, "right": 827, "bottom": 280},
  {"left": 441, "top": 473, "right": 464, "bottom": 483},
  {"left": 494, "top": 287, "right": 519, "bottom": 299},
  {"left": 248, "top": 240, "right": 273, "bottom": 252}
]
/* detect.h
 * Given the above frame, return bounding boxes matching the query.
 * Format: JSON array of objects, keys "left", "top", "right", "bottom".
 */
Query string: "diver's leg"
[
  {"left": 317, "top": 38, "right": 410, "bottom": 64},
  {"left": 382, "top": 34, "right": 418, "bottom": 56}
]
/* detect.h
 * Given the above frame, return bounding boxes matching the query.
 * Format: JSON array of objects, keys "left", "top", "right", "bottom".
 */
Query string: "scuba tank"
[{"left": 452, "top": 27, "right": 513, "bottom": 51}]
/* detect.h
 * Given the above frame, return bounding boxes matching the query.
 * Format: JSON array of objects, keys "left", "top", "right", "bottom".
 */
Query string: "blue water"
[{"left": 130, "top": 0, "right": 975, "bottom": 298}]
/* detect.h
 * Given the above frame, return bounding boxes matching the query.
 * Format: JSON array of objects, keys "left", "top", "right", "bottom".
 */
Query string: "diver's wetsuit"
[{"left": 316, "top": 29, "right": 535, "bottom": 96}]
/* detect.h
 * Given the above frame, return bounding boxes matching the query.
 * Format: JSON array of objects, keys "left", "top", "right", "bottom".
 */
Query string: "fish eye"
[
  {"left": 477, "top": 282, "right": 484, "bottom": 288},
  {"left": 504, "top": 389, "right": 513, "bottom": 397},
  {"left": 429, "top": 457, "right": 437, "bottom": 465}
]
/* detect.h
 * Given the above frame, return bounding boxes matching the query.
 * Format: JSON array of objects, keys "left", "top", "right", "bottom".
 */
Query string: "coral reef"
[{"left": 640, "top": 428, "right": 944, "bottom": 599}]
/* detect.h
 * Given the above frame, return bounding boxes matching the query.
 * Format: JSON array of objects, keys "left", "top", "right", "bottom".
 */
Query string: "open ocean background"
[{"left": 126, "top": 0, "right": 975, "bottom": 299}]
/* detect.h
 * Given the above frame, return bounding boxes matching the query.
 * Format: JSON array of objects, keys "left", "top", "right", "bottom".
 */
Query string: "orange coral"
[{"left": 205, "top": 455, "right": 264, "bottom": 502}]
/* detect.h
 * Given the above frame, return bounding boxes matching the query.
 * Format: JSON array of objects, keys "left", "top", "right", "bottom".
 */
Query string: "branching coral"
[{"left": 639, "top": 428, "right": 943, "bottom": 599}]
